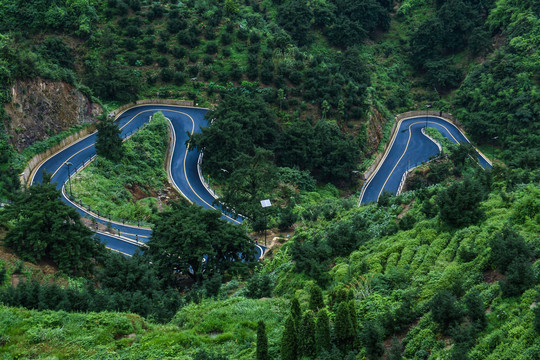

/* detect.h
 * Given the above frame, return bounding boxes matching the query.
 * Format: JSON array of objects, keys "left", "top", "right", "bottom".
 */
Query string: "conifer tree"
[
  {"left": 349, "top": 300, "right": 359, "bottom": 349},
  {"left": 387, "top": 336, "right": 403, "bottom": 360},
  {"left": 348, "top": 300, "right": 358, "bottom": 334},
  {"left": 335, "top": 302, "right": 354, "bottom": 353},
  {"left": 534, "top": 304, "right": 540, "bottom": 333},
  {"left": 0, "top": 265, "right": 6, "bottom": 286},
  {"left": 309, "top": 285, "right": 324, "bottom": 312},
  {"left": 464, "top": 290, "right": 486, "bottom": 329},
  {"left": 360, "top": 320, "right": 384, "bottom": 359},
  {"left": 299, "top": 310, "right": 316, "bottom": 358},
  {"left": 315, "top": 309, "right": 331, "bottom": 353},
  {"left": 281, "top": 315, "right": 297, "bottom": 360},
  {"left": 95, "top": 114, "right": 124, "bottom": 162},
  {"left": 257, "top": 320, "right": 269, "bottom": 360},
  {"left": 291, "top": 297, "right": 301, "bottom": 326}
]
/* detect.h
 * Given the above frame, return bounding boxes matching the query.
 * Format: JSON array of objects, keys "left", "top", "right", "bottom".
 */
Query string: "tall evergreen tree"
[
  {"left": 335, "top": 302, "right": 354, "bottom": 353},
  {"left": 464, "top": 290, "right": 486, "bottom": 329},
  {"left": 257, "top": 320, "right": 269, "bottom": 360},
  {"left": 315, "top": 309, "right": 331, "bottom": 354},
  {"left": 0, "top": 265, "right": 6, "bottom": 286},
  {"left": 348, "top": 300, "right": 358, "bottom": 334},
  {"left": 291, "top": 297, "right": 302, "bottom": 326},
  {"left": 95, "top": 115, "right": 124, "bottom": 162},
  {"left": 281, "top": 315, "right": 297, "bottom": 360},
  {"left": 309, "top": 285, "right": 324, "bottom": 312},
  {"left": 387, "top": 336, "right": 403, "bottom": 360},
  {"left": 299, "top": 310, "right": 316, "bottom": 358},
  {"left": 360, "top": 320, "right": 384, "bottom": 360},
  {"left": 349, "top": 300, "right": 359, "bottom": 349},
  {"left": 534, "top": 303, "right": 540, "bottom": 333}
]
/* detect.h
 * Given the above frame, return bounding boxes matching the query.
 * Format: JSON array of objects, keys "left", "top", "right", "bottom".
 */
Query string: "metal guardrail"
[
  {"left": 395, "top": 128, "right": 445, "bottom": 195},
  {"left": 20, "top": 125, "right": 96, "bottom": 188},
  {"left": 359, "top": 110, "right": 472, "bottom": 203},
  {"left": 197, "top": 152, "right": 218, "bottom": 200}
]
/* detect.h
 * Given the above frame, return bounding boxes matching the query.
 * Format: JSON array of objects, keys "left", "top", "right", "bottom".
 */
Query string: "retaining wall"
[
  {"left": 359, "top": 110, "right": 462, "bottom": 203},
  {"left": 20, "top": 125, "right": 96, "bottom": 187},
  {"left": 109, "top": 99, "right": 202, "bottom": 118},
  {"left": 21, "top": 99, "right": 200, "bottom": 187}
]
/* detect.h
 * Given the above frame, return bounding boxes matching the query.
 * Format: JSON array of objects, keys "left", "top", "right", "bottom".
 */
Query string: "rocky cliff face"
[
  {"left": 3, "top": 78, "right": 101, "bottom": 151},
  {"left": 366, "top": 107, "right": 387, "bottom": 155}
]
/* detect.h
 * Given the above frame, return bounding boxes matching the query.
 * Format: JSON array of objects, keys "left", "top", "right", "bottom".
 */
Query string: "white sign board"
[{"left": 260, "top": 199, "right": 272, "bottom": 208}]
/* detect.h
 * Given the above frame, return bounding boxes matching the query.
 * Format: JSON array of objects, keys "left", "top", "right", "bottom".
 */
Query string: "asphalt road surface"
[
  {"left": 31, "top": 105, "right": 264, "bottom": 258},
  {"left": 360, "top": 116, "right": 492, "bottom": 204}
]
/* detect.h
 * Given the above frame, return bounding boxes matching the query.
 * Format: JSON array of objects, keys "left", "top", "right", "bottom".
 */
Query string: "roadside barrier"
[
  {"left": 20, "top": 125, "right": 96, "bottom": 187},
  {"left": 359, "top": 110, "right": 490, "bottom": 205}
]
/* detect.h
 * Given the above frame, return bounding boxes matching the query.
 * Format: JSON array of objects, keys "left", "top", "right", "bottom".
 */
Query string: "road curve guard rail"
[
  {"left": 358, "top": 110, "right": 492, "bottom": 205},
  {"left": 25, "top": 101, "right": 265, "bottom": 258}
]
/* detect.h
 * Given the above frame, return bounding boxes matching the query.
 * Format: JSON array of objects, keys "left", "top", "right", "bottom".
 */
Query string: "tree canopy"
[
  {"left": 145, "top": 202, "right": 257, "bottom": 285},
  {"left": 1, "top": 175, "right": 103, "bottom": 274}
]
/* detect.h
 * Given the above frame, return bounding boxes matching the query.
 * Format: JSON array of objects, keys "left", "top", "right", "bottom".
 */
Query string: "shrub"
[
  {"left": 437, "top": 177, "right": 484, "bottom": 227},
  {"left": 429, "top": 290, "right": 463, "bottom": 333},
  {"left": 206, "top": 41, "right": 218, "bottom": 54},
  {"left": 161, "top": 67, "right": 174, "bottom": 82}
]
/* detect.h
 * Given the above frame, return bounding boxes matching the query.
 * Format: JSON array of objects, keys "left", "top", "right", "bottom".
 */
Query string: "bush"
[
  {"left": 429, "top": 290, "right": 463, "bottom": 333},
  {"left": 174, "top": 71, "right": 185, "bottom": 85},
  {"left": 437, "top": 177, "right": 484, "bottom": 227},
  {"left": 172, "top": 46, "right": 186, "bottom": 59},
  {"left": 158, "top": 56, "right": 169, "bottom": 68},
  {"left": 501, "top": 259, "right": 535, "bottom": 297},
  {"left": 278, "top": 204, "right": 297, "bottom": 231},
  {"left": 206, "top": 41, "right": 218, "bottom": 54},
  {"left": 161, "top": 67, "right": 174, "bottom": 82},
  {"left": 489, "top": 226, "right": 532, "bottom": 273},
  {"left": 246, "top": 273, "right": 272, "bottom": 299}
]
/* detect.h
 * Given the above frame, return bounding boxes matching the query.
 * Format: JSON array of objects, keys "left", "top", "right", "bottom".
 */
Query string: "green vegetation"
[
  {"left": 146, "top": 201, "right": 256, "bottom": 285},
  {"left": 0, "top": 174, "right": 102, "bottom": 275},
  {"left": 453, "top": 0, "right": 540, "bottom": 170},
  {"left": 95, "top": 114, "right": 124, "bottom": 162},
  {"left": 70, "top": 112, "right": 169, "bottom": 222},
  {"left": 0, "top": 296, "right": 286, "bottom": 359},
  {"left": 0, "top": 0, "right": 539, "bottom": 359}
]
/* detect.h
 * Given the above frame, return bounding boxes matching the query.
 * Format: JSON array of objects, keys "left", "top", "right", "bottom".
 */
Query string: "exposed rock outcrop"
[
  {"left": 366, "top": 107, "right": 387, "bottom": 155},
  {"left": 3, "top": 77, "right": 101, "bottom": 151}
]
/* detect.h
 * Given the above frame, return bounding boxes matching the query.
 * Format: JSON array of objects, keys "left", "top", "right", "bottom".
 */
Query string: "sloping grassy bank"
[{"left": 70, "top": 112, "right": 171, "bottom": 223}]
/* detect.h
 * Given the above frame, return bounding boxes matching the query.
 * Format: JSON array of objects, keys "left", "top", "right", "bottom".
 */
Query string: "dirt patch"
[
  {"left": 252, "top": 227, "right": 296, "bottom": 260},
  {"left": 208, "top": 330, "right": 223, "bottom": 338},
  {"left": 126, "top": 184, "right": 153, "bottom": 201},
  {"left": 483, "top": 269, "right": 504, "bottom": 284},
  {"left": 0, "top": 244, "right": 63, "bottom": 287},
  {"left": 397, "top": 200, "right": 415, "bottom": 219}
]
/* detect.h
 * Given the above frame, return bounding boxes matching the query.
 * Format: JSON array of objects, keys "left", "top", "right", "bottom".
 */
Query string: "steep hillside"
[
  {"left": 0, "top": 0, "right": 539, "bottom": 359},
  {"left": 4, "top": 77, "right": 100, "bottom": 151}
]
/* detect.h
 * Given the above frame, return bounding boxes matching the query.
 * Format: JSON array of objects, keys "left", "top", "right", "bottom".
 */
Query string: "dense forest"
[{"left": 0, "top": 0, "right": 539, "bottom": 359}]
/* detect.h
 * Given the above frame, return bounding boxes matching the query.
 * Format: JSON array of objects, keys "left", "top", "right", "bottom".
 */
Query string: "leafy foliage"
[
  {"left": 437, "top": 176, "right": 486, "bottom": 227},
  {"left": 71, "top": 112, "right": 169, "bottom": 222},
  {"left": 146, "top": 202, "right": 256, "bottom": 285},
  {"left": 1, "top": 176, "right": 102, "bottom": 274},
  {"left": 95, "top": 116, "right": 124, "bottom": 162}
]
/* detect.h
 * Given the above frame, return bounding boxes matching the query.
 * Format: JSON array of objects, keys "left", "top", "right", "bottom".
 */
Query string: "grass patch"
[
  {"left": 425, "top": 127, "right": 454, "bottom": 154},
  {"left": 70, "top": 112, "right": 170, "bottom": 223},
  {"left": 12, "top": 123, "right": 94, "bottom": 173}
]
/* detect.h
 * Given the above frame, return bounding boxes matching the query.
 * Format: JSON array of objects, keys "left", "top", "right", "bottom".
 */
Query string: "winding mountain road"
[
  {"left": 359, "top": 115, "right": 492, "bottom": 204},
  {"left": 30, "top": 104, "right": 264, "bottom": 258},
  {"left": 30, "top": 109, "right": 488, "bottom": 256}
]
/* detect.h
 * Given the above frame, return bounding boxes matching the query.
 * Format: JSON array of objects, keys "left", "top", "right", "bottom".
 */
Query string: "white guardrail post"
[{"left": 197, "top": 152, "right": 218, "bottom": 199}]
